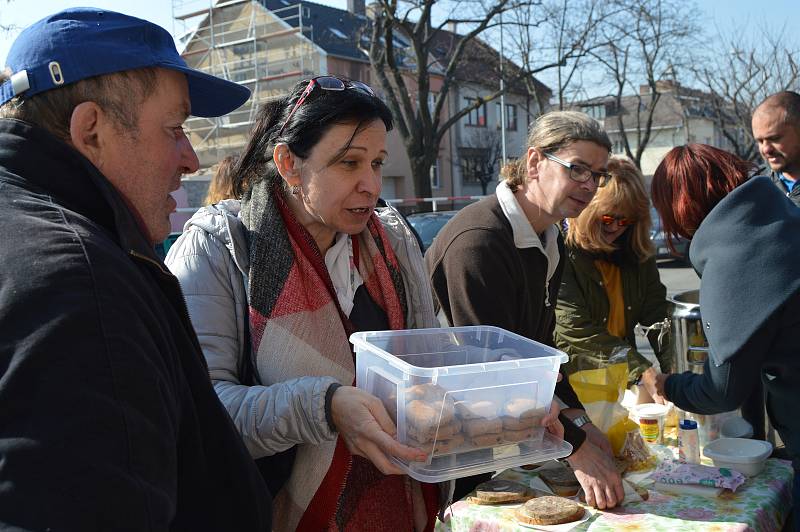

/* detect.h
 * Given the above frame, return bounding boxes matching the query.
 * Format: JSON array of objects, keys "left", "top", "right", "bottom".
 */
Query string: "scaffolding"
[{"left": 171, "top": 0, "right": 320, "bottom": 170}]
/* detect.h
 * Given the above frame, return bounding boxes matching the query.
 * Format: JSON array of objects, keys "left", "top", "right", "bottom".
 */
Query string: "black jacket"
[
  {"left": 0, "top": 119, "right": 270, "bottom": 531},
  {"left": 768, "top": 169, "right": 800, "bottom": 206},
  {"left": 665, "top": 176, "right": 800, "bottom": 469}
]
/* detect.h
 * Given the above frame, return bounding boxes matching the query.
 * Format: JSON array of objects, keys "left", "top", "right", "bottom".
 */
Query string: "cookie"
[
  {"left": 462, "top": 417, "right": 502, "bottom": 437},
  {"left": 514, "top": 496, "right": 584, "bottom": 526},
  {"left": 502, "top": 398, "right": 540, "bottom": 417},
  {"left": 406, "top": 383, "right": 447, "bottom": 402},
  {"left": 503, "top": 427, "right": 536, "bottom": 443},
  {"left": 502, "top": 415, "right": 537, "bottom": 431},
  {"left": 539, "top": 465, "right": 580, "bottom": 497},
  {"left": 407, "top": 418, "right": 462, "bottom": 443},
  {"left": 454, "top": 399, "right": 498, "bottom": 420},
  {"left": 406, "top": 399, "right": 455, "bottom": 431},
  {"left": 467, "top": 479, "right": 532, "bottom": 504},
  {"left": 469, "top": 432, "right": 504, "bottom": 448},
  {"left": 409, "top": 432, "right": 465, "bottom": 456}
]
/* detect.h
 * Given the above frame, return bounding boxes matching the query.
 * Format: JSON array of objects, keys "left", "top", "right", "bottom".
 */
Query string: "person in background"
[
  {"left": 555, "top": 156, "right": 672, "bottom": 397},
  {"left": 167, "top": 76, "right": 490, "bottom": 530},
  {"left": 743, "top": 90, "right": 800, "bottom": 440},
  {"left": 752, "top": 91, "right": 800, "bottom": 206},
  {"left": 205, "top": 153, "right": 239, "bottom": 204},
  {"left": 643, "top": 143, "right": 800, "bottom": 531},
  {"left": 0, "top": 8, "right": 269, "bottom": 530},
  {"left": 425, "top": 111, "right": 624, "bottom": 510}
]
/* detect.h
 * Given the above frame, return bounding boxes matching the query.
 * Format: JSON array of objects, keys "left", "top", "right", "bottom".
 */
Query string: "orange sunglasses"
[{"left": 601, "top": 214, "right": 636, "bottom": 226}]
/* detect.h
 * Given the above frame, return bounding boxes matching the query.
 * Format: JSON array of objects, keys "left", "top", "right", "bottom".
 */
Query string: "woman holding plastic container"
[
  {"left": 167, "top": 77, "right": 447, "bottom": 530},
  {"left": 642, "top": 144, "right": 800, "bottom": 527},
  {"left": 555, "top": 156, "right": 672, "bottom": 396}
]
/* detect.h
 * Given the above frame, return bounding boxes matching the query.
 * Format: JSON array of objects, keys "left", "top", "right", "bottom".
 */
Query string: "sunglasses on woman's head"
[
  {"left": 601, "top": 214, "right": 635, "bottom": 226},
  {"left": 277, "top": 76, "right": 376, "bottom": 137}
]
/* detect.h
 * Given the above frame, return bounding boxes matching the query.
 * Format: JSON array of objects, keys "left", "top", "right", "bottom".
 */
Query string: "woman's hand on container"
[
  {"left": 330, "top": 386, "right": 428, "bottom": 474},
  {"left": 566, "top": 441, "right": 624, "bottom": 509}
]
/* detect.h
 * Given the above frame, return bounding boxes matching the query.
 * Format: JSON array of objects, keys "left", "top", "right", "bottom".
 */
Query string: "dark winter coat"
[{"left": 0, "top": 119, "right": 270, "bottom": 531}]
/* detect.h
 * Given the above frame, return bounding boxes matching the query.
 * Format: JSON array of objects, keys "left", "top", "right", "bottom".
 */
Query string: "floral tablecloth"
[{"left": 436, "top": 448, "right": 793, "bottom": 531}]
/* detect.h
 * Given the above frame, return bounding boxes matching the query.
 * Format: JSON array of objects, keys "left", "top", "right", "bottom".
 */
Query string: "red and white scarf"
[{"left": 241, "top": 183, "right": 438, "bottom": 530}]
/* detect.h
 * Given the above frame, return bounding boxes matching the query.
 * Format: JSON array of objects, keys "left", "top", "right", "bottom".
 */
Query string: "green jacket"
[{"left": 554, "top": 245, "right": 673, "bottom": 383}]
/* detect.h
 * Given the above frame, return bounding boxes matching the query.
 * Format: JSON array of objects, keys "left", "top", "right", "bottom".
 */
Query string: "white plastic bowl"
[{"left": 702, "top": 437, "right": 772, "bottom": 477}]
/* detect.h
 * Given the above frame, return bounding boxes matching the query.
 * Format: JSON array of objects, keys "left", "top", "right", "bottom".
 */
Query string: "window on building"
[
  {"left": 582, "top": 104, "right": 606, "bottom": 120},
  {"left": 613, "top": 140, "right": 624, "bottom": 153},
  {"left": 495, "top": 103, "right": 517, "bottom": 131},
  {"left": 461, "top": 149, "right": 490, "bottom": 184},
  {"left": 430, "top": 159, "right": 440, "bottom": 189},
  {"left": 463, "top": 97, "right": 487, "bottom": 127}
]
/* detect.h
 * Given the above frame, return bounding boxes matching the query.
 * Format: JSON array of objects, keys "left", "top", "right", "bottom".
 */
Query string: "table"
[{"left": 436, "top": 447, "right": 793, "bottom": 531}]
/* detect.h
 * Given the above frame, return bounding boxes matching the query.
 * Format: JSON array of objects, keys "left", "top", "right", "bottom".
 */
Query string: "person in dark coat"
[
  {"left": 0, "top": 9, "right": 270, "bottom": 531},
  {"left": 644, "top": 143, "right": 800, "bottom": 531}
]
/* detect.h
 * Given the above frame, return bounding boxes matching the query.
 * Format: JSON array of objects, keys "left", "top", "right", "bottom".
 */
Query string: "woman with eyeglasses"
[
  {"left": 555, "top": 156, "right": 672, "bottom": 400},
  {"left": 166, "top": 77, "right": 445, "bottom": 530}
]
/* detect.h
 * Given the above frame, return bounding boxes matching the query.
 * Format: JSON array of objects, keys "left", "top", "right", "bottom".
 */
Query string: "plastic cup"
[{"left": 634, "top": 403, "right": 670, "bottom": 444}]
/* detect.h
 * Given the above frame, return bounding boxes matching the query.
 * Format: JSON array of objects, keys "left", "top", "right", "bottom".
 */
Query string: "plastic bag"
[{"left": 567, "top": 347, "right": 639, "bottom": 455}]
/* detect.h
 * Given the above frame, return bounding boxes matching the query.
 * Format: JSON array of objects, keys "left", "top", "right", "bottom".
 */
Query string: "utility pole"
[{"left": 499, "top": 10, "right": 507, "bottom": 166}]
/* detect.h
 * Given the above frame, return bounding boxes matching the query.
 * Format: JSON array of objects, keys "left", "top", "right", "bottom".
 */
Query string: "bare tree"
[
  {"left": 693, "top": 26, "right": 800, "bottom": 162},
  {"left": 590, "top": 0, "right": 697, "bottom": 170},
  {"left": 506, "top": 0, "right": 613, "bottom": 111},
  {"left": 454, "top": 128, "right": 504, "bottom": 195},
  {"left": 365, "top": 0, "right": 532, "bottom": 199}
]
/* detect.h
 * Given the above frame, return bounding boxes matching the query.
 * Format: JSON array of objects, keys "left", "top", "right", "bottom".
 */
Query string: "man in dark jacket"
[
  {"left": 0, "top": 9, "right": 270, "bottom": 531},
  {"left": 426, "top": 111, "right": 624, "bottom": 510},
  {"left": 752, "top": 91, "right": 800, "bottom": 206}
]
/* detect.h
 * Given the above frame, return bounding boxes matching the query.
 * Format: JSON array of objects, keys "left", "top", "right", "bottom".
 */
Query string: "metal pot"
[{"left": 668, "top": 290, "right": 708, "bottom": 375}]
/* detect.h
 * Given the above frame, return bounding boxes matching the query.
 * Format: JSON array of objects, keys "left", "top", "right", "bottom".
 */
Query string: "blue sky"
[{"left": 0, "top": 0, "right": 796, "bottom": 80}]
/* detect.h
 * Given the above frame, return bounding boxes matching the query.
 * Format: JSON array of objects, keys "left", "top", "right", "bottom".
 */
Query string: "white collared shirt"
[
  {"left": 324, "top": 232, "right": 364, "bottom": 316},
  {"left": 495, "top": 180, "right": 560, "bottom": 305}
]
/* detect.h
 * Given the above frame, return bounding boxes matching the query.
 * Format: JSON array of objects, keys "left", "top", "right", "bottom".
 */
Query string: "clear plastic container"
[{"left": 350, "top": 325, "right": 573, "bottom": 483}]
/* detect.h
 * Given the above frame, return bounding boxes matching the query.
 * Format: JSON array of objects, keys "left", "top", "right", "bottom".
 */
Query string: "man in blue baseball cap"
[{"left": 0, "top": 8, "right": 270, "bottom": 531}]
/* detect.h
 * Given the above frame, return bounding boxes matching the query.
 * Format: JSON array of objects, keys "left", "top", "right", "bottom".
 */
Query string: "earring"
[{"left": 291, "top": 184, "right": 301, "bottom": 195}]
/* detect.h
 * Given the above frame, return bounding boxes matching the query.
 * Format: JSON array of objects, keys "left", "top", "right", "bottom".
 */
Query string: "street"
[{"left": 656, "top": 258, "right": 699, "bottom": 298}]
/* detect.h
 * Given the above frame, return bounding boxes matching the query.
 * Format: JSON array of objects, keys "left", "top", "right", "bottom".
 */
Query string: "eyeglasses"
[
  {"left": 543, "top": 152, "right": 612, "bottom": 187},
  {"left": 601, "top": 214, "right": 636, "bottom": 226},
  {"left": 277, "top": 76, "right": 376, "bottom": 137}
]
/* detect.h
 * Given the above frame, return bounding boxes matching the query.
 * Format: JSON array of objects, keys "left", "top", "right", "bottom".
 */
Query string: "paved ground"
[{"left": 655, "top": 258, "right": 700, "bottom": 298}]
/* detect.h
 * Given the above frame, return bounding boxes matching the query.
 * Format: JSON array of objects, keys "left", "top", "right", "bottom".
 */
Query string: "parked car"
[
  {"left": 650, "top": 206, "right": 689, "bottom": 260},
  {"left": 406, "top": 210, "right": 458, "bottom": 252}
]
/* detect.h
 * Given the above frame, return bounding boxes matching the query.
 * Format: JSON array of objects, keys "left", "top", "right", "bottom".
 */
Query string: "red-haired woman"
[{"left": 642, "top": 144, "right": 800, "bottom": 527}]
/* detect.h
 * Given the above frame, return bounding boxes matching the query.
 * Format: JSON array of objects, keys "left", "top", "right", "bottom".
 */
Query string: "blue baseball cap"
[{"left": 0, "top": 7, "right": 250, "bottom": 117}]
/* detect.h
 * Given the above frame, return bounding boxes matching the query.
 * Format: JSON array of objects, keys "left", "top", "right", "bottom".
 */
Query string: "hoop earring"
[{"left": 291, "top": 184, "right": 301, "bottom": 195}]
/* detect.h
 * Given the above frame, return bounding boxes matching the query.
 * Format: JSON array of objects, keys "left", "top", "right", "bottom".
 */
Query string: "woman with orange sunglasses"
[{"left": 554, "top": 156, "right": 672, "bottom": 400}]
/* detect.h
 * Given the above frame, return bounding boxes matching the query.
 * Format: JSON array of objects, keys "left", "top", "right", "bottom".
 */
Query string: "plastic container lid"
[
  {"left": 634, "top": 403, "right": 670, "bottom": 419},
  {"left": 679, "top": 419, "right": 698, "bottom": 430}
]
